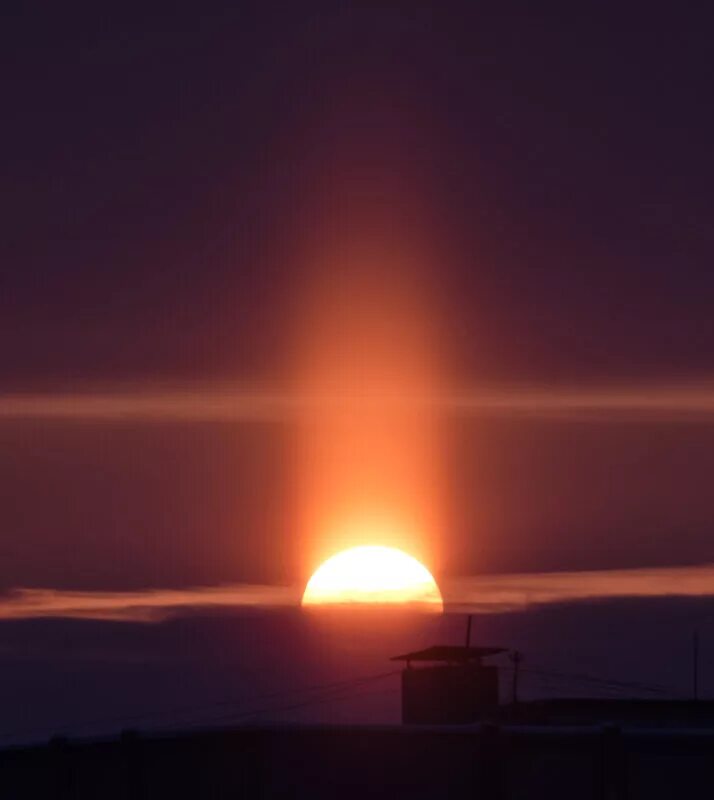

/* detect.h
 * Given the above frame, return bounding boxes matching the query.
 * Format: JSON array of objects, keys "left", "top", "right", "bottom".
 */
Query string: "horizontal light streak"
[
  {"left": 446, "top": 563, "right": 714, "bottom": 613},
  {"left": 0, "top": 391, "right": 292, "bottom": 422},
  {"left": 0, "top": 584, "right": 298, "bottom": 622},
  {"left": 2, "top": 564, "right": 713, "bottom": 621},
  {"left": 0, "top": 384, "right": 714, "bottom": 422}
]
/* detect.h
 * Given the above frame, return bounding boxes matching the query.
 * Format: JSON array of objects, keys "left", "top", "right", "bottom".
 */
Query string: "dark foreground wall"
[{"left": 1, "top": 724, "right": 712, "bottom": 799}]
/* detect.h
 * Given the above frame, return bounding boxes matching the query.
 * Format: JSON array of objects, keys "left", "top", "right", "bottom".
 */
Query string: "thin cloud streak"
[
  {"left": 445, "top": 563, "right": 714, "bottom": 613},
  {"left": 0, "top": 585, "right": 298, "bottom": 622},
  {"left": 1, "top": 564, "right": 713, "bottom": 621},
  {"left": 0, "top": 391, "right": 292, "bottom": 422},
  {"left": 445, "top": 385, "right": 714, "bottom": 421},
  {"left": 1, "top": 384, "right": 714, "bottom": 422}
]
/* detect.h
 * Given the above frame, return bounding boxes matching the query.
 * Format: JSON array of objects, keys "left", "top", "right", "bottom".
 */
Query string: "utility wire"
[
  {"left": 1, "top": 658, "right": 689, "bottom": 743},
  {"left": 500, "top": 664, "right": 679, "bottom": 698},
  {"left": 172, "top": 670, "right": 400, "bottom": 730},
  {"left": 0, "top": 669, "right": 400, "bottom": 743}
]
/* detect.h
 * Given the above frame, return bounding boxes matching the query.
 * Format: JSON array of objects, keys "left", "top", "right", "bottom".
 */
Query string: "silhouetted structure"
[
  {"left": 391, "top": 645, "right": 505, "bottom": 724},
  {"left": 3, "top": 641, "right": 714, "bottom": 797},
  {"left": 3, "top": 723, "right": 714, "bottom": 799},
  {"left": 520, "top": 698, "right": 714, "bottom": 728}
]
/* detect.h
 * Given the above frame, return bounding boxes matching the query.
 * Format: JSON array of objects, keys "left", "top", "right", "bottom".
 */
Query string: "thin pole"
[
  {"left": 510, "top": 651, "right": 523, "bottom": 705},
  {"left": 465, "top": 614, "right": 473, "bottom": 648},
  {"left": 693, "top": 630, "right": 699, "bottom": 701}
]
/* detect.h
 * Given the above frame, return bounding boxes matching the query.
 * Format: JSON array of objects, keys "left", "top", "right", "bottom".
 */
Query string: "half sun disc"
[{"left": 301, "top": 545, "right": 443, "bottom": 610}]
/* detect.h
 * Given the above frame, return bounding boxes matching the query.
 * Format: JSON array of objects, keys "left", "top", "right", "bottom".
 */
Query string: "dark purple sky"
[
  {"left": 4, "top": 2, "right": 714, "bottom": 386},
  {"left": 1, "top": 2, "right": 714, "bottom": 590}
]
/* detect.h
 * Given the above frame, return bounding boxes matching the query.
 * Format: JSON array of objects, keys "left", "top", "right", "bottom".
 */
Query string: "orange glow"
[
  {"left": 286, "top": 126, "right": 450, "bottom": 581},
  {"left": 291, "top": 218, "right": 446, "bottom": 576},
  {"left": 302, "top": 546, "right": 443, "bottom": 610},
  {"left": 4, "top": 563, "right": 714, "bottom": 621}
]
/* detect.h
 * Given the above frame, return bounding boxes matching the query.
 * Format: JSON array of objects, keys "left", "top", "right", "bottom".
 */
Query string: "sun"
[{"left": 301, "top": 545, "right": 443, "bottom": 610}]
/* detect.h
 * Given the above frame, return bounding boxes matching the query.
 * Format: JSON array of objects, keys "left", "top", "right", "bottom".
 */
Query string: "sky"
[
  {"left": 1, "top": 2, "right": 714, "bottom": 738},
  {"left": 2, "top": 1, "right": 714, "bottom": 588}
]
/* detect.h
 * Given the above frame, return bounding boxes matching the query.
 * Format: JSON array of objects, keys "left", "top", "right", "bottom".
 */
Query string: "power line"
[
  {"left": 172, "top": 670, "right": 401, "bottom": 730},
  {"left": 506, "top": 664, "right": 679, "bottom": 698},
  {"left": 0, "top": 669, "right": 400, "bottom": 743}
]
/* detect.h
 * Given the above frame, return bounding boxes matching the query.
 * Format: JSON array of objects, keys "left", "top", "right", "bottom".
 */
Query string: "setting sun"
[{"left": 301, "top": 545, "right": 443, "bottom": 610}]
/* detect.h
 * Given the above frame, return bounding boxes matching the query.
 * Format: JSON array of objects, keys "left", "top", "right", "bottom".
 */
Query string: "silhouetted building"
[
  {"left": 3, "top": 723, "right": 714, "bottom": 799},
  {"left": 4, "top": 641, "right": 714, "bottom": 797},
  {"left": 391, "top": 645, "right": 505, "bottom": 724},
  {"left": 520, "top": 697, "right": 714, "bottom": 728}
]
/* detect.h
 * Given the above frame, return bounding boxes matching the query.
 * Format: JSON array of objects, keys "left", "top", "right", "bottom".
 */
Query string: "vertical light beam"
[{"left": 292, "top": 177, "right": 445, "bottom": 579}]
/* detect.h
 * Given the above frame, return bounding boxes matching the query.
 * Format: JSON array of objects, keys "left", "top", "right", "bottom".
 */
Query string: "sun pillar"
[{"left": 291, "top": 171, "right": 445, "bottom": 582}]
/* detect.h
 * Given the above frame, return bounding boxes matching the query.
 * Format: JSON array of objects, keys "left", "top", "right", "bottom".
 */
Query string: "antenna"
[
  {"left": 509, "top": 650, "right": 523, "bottom": 705},
  {"left": 693, "top": 630, "right": 699, "bottom": 701}
]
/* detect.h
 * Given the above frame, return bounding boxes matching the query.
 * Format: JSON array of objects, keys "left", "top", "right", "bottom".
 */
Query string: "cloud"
[
  {"left": 0, "top": 390, "right": 290, "bottom": 422},
  {"left": 0, "top": 584, "right": 298, "bottom": 622},
  {"left": 444, "top": 563, "right": 714, "bottom": 613},
  {"left": 2, "top": 564, "right": 713, "bottom": 621},
  {"left": 444, "top": 385, "right": 714, "bottom": 421},
  {"left": 0, "top": 383, "right": 713, "bottom": 423}
]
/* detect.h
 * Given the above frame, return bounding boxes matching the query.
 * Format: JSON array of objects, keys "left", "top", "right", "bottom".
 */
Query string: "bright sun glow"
[{"left": 301, "top": 545, "right": 443, "bottom": 610}]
